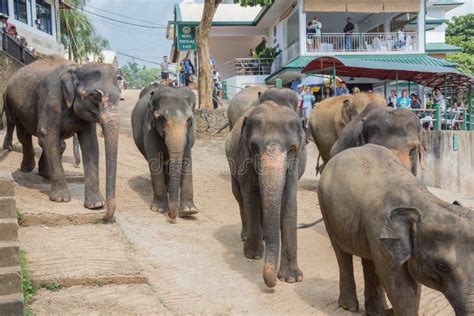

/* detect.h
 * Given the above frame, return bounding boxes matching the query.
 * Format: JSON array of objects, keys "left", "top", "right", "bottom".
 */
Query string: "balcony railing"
[
  {"left": 1, "top": 30, "right": 36, "bottom": 65},
  {"left": 306, "top": 32, "right": 418, "bottom": 53},
  {"left": 218, "top": 58, "right": 274, "bottom": 80}
]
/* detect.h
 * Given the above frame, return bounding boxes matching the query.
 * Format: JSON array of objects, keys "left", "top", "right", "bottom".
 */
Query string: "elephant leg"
[
  {"left": 179, "top": 142, "right": 199, "bottom": 216},
  {"left": 73, "top": 134, "right": 81, "bottom": 166},
  {"left": 278, "top": 173, "right": 303, "bottom": 283},
  {"left": 242, "top": 187, "right": 263, "bottom": 260},
  {"left": 38, "top": 152, "right": 50, "bottom": 179},
  {"left": 16, "top": 124, "right": 35, "bottom": 172},
  {"left": 362, "top": 259, "right": 388, "bottom": 315},
  {"left": 78, "top": 124, "right": 104, "bottom": 209},
  {"left": 39, "top": 132, "right": 70, "bottom": 202},
  {"left": 231, "top": 176, "right": 246, "bottom": 241},
  {"left": 146, "top": 145, "right": 168, "bottom": 214},
  {"left": 332, "top": 243, "right": 359, "bottom": 312},
  {"left": 376, "top": 263, "right": 420, "bottom": 315}
]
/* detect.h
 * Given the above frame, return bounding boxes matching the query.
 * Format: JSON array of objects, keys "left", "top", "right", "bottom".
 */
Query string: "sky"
[{"left": 86, "top": 0, "right": 182, "bottom": 68}]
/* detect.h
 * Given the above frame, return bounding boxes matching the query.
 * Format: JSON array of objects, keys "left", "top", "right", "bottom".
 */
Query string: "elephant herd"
[{"left": 2, "top": 55, "right": 473, "bottom": 315}]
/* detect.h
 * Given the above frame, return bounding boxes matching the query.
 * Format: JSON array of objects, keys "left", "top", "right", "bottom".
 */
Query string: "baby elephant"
[
  {"left": 132, "top": 86, "right": 198, "bottom": 221},
  {"left": 226, "top": 101, "right": 307, "bottom": 288},
  {"left": 318, "top": 144, "right": 473, "bottom": 315}
]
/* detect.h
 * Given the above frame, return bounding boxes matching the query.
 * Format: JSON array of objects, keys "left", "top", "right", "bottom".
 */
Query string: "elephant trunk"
[
  {"left": 99, "top": 104, "right": 120, "bottom": 222},
  {"left": 259, "top": 144, "right": 287, "bottom": 288},
  {"left": 165, "top": 121, "right": 187, "bottom": 221}
]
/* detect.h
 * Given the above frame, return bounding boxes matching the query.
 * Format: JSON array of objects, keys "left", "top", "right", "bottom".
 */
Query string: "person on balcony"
[
  {"left": 433, "top": 88, "right": 446, "bottom": 111},
  {"left": 343, "top": 17, "right": 355, "bottom": 50},
  {"left": 255, "top": 37, "right": 267, "bottom": 55},
  {"left": 396, "top": 89, "right": 411, "bottom": 109},
  {"left": 308, "top": 17, "right": 322, "bottom": 51},
  {"left": 397, "top": 26, "right": 406, "bottom": 49},
  {"left": 0, "top": 13, "right": 8, "bottom": 31}
]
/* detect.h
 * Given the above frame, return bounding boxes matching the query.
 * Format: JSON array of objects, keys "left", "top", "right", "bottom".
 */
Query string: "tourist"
[
  {"left": 212, "top": 69, "right": 221, "bottom": 109},
  {"left": 410, "top": 93, "right": 421, "bottom": 109},
  {"left": 352, "top": 86, "right": 360, "bottom": 94},
  {"left": 255, "top": 37, "right": 267, "bottom": 55},
  {"left": 396, "top": 89, "right": 410, "bottom": 109},
  {"left": 160, "top": 56, "right": 169, "bottom": 81},
  {"left": 397, "top": 26, "right": 406, "bottom": 49},
  {"left": 335, "top": 83, "right": 349, "bottom": 96},
  {"left": 343, "top": 17, "right": 355, "bottom": 50},
  {"left": 0, "top": 13, "right": 9, "bottom": 31},
  {"left": 388, "top": 90, "right": 397, "bottom": 107},
  {"left": 182, "top": 57, "right": 195, "bottom": 86},
  {"left": 324, "top": 86, "right": 333, "bottom": 98},
  {"left": 310, "top": 17, "right": 322, "bottom": 50},
  {"left": 433, "top": 88, "right": 446, "bottom": 111},
  {"left": 249, "top": 48, "right": 257, "bottom": 58}
]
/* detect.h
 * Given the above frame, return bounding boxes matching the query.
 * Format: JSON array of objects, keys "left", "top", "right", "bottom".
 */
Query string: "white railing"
[
  {"left": 271, "top": 40, "right": 300, "bottom": 74},
  {"left": 218, "top": 58, "right": 274, "bottom": 80},
  {"left": 306, "top": 32, "right": 418, "bottom": 53}
]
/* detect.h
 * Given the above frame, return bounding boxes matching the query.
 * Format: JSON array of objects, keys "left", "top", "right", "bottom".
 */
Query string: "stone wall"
[
  {"left": 195, "top": 109, "right": 229, "bottom": 138},
  {"left": 0, "top": 52, "right": 24, "bottom": 127},
  {"left": 0, "top": 170, "right": 23, "bottom": 315},
  {"left": 421, "top": 131, "right": 474, "bottom": 195}
]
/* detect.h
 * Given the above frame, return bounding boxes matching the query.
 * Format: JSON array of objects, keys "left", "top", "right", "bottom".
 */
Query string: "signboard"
[{"left": 177, "top": 24, "right": 197, "bottom": 51}]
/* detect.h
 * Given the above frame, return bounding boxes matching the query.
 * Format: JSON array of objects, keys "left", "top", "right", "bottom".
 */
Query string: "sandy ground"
[{"left": 1, "top": 89, "right": 469, "bottom": 315}]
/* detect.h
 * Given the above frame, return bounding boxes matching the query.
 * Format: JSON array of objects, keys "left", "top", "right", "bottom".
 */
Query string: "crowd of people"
[{"left": 1, "top": 13, "right": 37, "bottom": 58}]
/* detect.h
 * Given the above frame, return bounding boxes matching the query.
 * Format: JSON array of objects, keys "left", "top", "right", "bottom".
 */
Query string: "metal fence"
[
  {"left": 306, "top": 32, "right": 418, "bottom": 53},
  {"left": 1, "top": 30, "right": 36, "bottom": 65},
  {"left": 412, "top": 106, "right": 473, "bottom": 131},
  {"left": 218, "top": 58, "right": 274, "bottom": 80}
]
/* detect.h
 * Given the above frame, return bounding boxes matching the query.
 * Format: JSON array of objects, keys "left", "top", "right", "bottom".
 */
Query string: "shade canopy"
[
  {"left": 302, "top": 55, "right": 474, "bottom": 88},
  {"left": 304, "top": 0, "right": 420, "bottom": 13}
]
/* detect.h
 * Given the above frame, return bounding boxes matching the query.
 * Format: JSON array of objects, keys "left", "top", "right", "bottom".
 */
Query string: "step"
[
  {"left": 0, "top": 293, "right": 24, "bottom": 316},
  {"left": 30, "top": 284, "right": 168, "bottom": 315},
  {"left": 0, "top": 242, "right": 19, "bottom": 268},
  {"left": 0, "top": 219, "right": 18, "bottom": 242},
  {"left": 0, "top": 266, "right": 22, "bottom": 296},
  {"left": 19, "top": 225, "right": 147, "bottom": 287}
]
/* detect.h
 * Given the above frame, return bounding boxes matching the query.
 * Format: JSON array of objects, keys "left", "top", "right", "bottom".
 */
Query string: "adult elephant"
[
  {"left": 227, "top": 86, "right": 266, "bottom": 130},
  {"left": 226, "top": 101, "right": 307, "bottom": 288},
  {"left": 309, "top": 93, "right": 386, "bottom": 172},
  {"left": 2, "top": 55, "right": 120, "bottom": 221},
  {"left": 139, "top": 80, "right": 175, "bottom": 99},
  {"left": 331, "top": 108, "right": 427, "bottom": 175},
  {"left": 318, "top": 144, "right": 474, "bottom": 315},
  {"left": 132, "top": 85, "right": 198, "bottom": 222}
]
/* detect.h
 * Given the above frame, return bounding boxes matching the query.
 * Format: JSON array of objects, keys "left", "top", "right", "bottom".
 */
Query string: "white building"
[{"left": 0, "top": 0, "right": 62, "bottom": 55}]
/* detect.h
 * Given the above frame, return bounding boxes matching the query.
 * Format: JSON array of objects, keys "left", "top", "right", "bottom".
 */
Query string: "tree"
[
  {"left": 196, "top": 0, "right": 273, "bottom": 109},
  {"left": 445, "top": 14, "right": 474, "bottom": 75},
  {"left": 60, "top": 0, "right": 109, "bottom": 63},
  {"left": 122, "top": 61, "right": 160, "bottom": 89}
]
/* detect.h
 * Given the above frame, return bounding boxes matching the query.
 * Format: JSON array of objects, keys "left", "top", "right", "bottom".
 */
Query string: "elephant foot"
[
  {"left": 241, "top": 228, "right": 247, "bottom": 242},
  {"left": 84, "top": 191, "right": 105, "bottom": 209},
  {"left": 365, "top": 295, "right": 389, "bottom": 316},
  {"left": 338, "top": 292, "right": 359, "bottom": 312},
  {"left": 3, "top": 140, "right": 13, "bottom": 151},
  {"left": 49, "top": 187, "right": 71, "bottom": 202},
  {"left": 150, "top": 199, "right": 168, "bottom": 214},
  {"left": 278, "top": 263, "right": 303, "bottom": 283},
  {"left": 178, "top": 201, "right": 199, "bottom": 217},
  {"left": 20, "top": 159, "right": 35, "bottom": 173},
  {"left": 244, "top": 240, "right": 263, "bottom": 260}
]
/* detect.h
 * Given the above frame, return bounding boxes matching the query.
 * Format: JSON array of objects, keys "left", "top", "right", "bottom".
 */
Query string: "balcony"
[
  {"left": 1, "top": 30, "right": 36, "bottom": 65},
  {"left": 219, "top": 58, "right": 275, "bottom": 80},
  {"left": 306, "top": 32, "right": 418, "bottom": 53}
]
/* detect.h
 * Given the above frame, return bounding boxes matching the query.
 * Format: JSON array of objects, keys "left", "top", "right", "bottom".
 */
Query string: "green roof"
[
  {"left": 426, "top": 43, "right": 463, "bottom": 53},
  {"left": 433, "top": 0, "right": 464, "bottom": 6}
]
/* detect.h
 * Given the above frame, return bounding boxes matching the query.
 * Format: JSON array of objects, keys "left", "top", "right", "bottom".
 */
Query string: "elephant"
[
  {"left": 132, "top": 85, "right": 198, "bottom": 221},
  {"left": 2, "top": 55, "right": 120, "bottom": 221},
  {"left": 139, "top": 80, "right": 176, "bottom": 100},
  {"left": 227, "top": 85, "right": 267, "bottom": 130},
  {"left": 318, "top": 144, "right": 474, "bottom": 315},
  {"left": 330, "top": 107, "right": 427, "bottom": 175},
  {"left": 225, "top": 100, "right": 307, "bottom": 288},
  {"left": 309, "top": 93, "right": 386, "bottom": 172}
]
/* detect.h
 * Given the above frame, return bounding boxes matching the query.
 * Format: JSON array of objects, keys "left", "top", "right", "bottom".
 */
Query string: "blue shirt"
[{"left": 397, "top": 96, "right": 410, "bottom": 109}]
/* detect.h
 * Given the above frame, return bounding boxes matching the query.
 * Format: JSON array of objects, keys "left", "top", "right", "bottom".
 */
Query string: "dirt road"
[{"left": 1, "top": 89, "right": 464, "bottom": 315}]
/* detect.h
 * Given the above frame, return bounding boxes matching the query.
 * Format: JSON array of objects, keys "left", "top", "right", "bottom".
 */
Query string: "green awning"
[{"left": 426, "top": 43, "right": 463, "bottom": 53}]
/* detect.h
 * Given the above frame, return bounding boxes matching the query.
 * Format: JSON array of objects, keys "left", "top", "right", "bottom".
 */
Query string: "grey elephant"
[
  {"left": 2, "top": 55, "right": 120, "bottom": 221},
  {"left": 226, "top": 100, "right": 307, "bottom": 288},
  {"left": 318, "top": 144, "right": 474, "bottom": 315},
  {"left": 132, "top": 85, "right": 198, "bottom": 221},
  {"left": 331, "top": 107, "right": 427, "bottom": 175},
  {"left": 227, "top": 86, "right": 266, "bottom": 130}
]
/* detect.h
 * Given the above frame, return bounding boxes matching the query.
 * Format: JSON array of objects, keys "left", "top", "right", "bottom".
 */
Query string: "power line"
[
  {"left": 84, "top": 4, "right": 167, "bottom": 27},
  {"left": 116, "top": 51, "right": 161, "bottom": 65},
  {"left": 87, "top": 14, "right": 167, "bottom": 37}
]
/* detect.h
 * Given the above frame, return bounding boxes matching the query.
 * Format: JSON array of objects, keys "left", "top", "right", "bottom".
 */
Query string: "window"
[
  {"left": 286, "top": 11, "right": 299, "bottom": 48},
  {"left": 0, "top": 0, "right": 8, "bottom": 16},
  {"left": 14, "top": 0, "right": 28, "bottom": 24},
  {"left": 36, "top": 0, "right": 52, "bottom": 34}
]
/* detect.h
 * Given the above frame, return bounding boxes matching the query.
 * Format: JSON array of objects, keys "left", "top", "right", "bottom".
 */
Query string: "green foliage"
[
  {"left": 20, "top": 251, "right": 37, "bottom": 316},
  {"left": 60, "top": 0, "right": 109, "bottom": 62},
  {"left": 445, "top": 13, "right": 474, "bottom": 75},
  {"left": 234, "top": 0, "right": 273, "bottom": 6},
  {"left": 40, "top": 283, "right": 62, "bottom": 292},
  {"left": 257, "top": 47, "right": 281, "bottom": 58},
  {"left": 447, "top": 53, "right": 474, "bottom": 75},
  {"left": 122, "top": 61, "right": 160, "bottom": 89},
  {"left": 16, "top": 209, "right": 23, "bottom": 224}
]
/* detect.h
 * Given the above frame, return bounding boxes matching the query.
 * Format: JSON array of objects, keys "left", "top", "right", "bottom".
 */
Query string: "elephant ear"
[
  {"left": 61, "top": 66, "right": 79, "bottom": 108},
  {"left": 341, "top": 99, "right": 353, "bottom": 126},
  {"left": 380, "top": 207, "right": 421, "bottom": 265}
]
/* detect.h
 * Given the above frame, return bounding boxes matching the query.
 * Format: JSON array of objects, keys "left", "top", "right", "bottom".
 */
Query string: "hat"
[
  {"left": 0, "top": 13, "right": 8, "bottom": 19},
  {"left": 297, "top": 84, "right": 303, "bottom": 88}
]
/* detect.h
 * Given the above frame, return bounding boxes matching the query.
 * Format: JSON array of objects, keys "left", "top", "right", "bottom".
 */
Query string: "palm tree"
[{"left": 60, "top": 0, "right": 109, "bottom": 62}]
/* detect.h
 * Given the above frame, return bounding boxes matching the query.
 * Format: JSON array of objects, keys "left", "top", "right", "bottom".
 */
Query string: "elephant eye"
[
  {"left": 435, "top": 262, "right": 451, "bottom": 274},
  {"left": 90, "top": 91, "right": 102, "bottom": 104}
]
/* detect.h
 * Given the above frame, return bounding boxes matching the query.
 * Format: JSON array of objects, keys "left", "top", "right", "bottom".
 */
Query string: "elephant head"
[
  {"left": 259, "top": 88, "right": 299, "bottom": 112},
  {"left": 380, "top": 203, "right": 474, "bottom": 315},
  {"left": 361, "top": 109, "right": 426, "bottom": 175},
  {"left": 148, "top": 86, "right": 196, "bottom": 220},
  {"left": 241, "top": 101, "right": 305, "bottom": 287},
  {"left": 61, "top": 62, "right": 120, "bottom": 221},
  {"left": 341, "top": 93, "right": 387, "bottom": 127}
]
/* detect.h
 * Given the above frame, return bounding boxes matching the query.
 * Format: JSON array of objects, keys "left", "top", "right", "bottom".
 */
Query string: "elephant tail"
[
  {"left": 315, "top": 153, "right": 322, "bottom": 175},
  {"left": 213, "top": 122, "right": 230, "bottom": 136},
  {"left": 297, "top": 217, "right": 324, "bottom": 229},
  {"left": 2, "top": 92, "right": 15, "bottom": 151}
]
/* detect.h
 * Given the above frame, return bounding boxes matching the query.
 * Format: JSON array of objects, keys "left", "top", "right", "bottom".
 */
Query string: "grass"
[
  {"left": 39, "top": 283, "right": 62, "bottom": 292},
  {"left": 20, "top": 250, "right": 36, "bottom": 316},
  {"left": 16, "top": 209, "right": 23, "bottom": 225}
]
